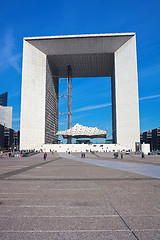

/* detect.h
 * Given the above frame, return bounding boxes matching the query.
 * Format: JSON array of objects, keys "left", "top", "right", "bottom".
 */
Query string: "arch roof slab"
[{"left": 24, "top": 33, "right": 135, "bottom": 78}]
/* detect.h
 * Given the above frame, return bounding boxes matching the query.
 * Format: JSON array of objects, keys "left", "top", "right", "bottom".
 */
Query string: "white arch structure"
[{"left": 20, "top": 33, "right": 140, "bottom": 150}]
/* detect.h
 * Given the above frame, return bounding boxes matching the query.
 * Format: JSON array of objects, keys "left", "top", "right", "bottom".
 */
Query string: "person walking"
[
  {"left": 121, "top": 152, "right": 123, "bottom": 159},
  {"left": 43, "top": 152, "right": 47, "bottom": 161},
  {"left": 114, "top": 152, "right": 118, "bottom": 159},
  {"left": 141, "top": 152, "right": 145, "bottom": 159}
]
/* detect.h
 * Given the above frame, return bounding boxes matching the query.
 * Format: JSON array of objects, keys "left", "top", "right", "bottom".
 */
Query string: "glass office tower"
[{"left": 0, "top": 92, "right": 8, "bottom": 106}]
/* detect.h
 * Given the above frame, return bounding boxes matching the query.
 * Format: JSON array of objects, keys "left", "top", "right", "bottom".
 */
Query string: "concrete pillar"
[
  {"left": 45, "top": 58, "right": 59, "bottom": 144},
  {"left": 112, "top": 36, "right": 140, "bottom": 150},
  {"left": 20, "top": 41, "right": 46, "bottom": 149}
]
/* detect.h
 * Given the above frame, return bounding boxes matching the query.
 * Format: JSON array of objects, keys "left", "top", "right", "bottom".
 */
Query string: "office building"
[
  {"left": 141, "top": 128, "right": 160, "bottom": 151},
  {"left": 0, "top": 92, "right": 8, "bottom": 106},
  {"left": 152, "top": 128, "right": 160, "bottom": 151},
  {"left": 13, "top": 130, "right": 20, "bottom": 151},
  {"left": 0, "top": 105, "right": 12, "bottom": 128},
  {"left": 3, "top": 127, "right": 14, "bottom": 150},
  {"left": 20, "top": 33, "right": 140, "bottom": 150},
  {"left": 0, "top": 124, "right": 4, "bottom": 150}
]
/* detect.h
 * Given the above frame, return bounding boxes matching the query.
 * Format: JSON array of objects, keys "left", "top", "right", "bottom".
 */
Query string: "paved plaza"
[{"left": 0, "top": 152, "right": 160, "bottom": 239}]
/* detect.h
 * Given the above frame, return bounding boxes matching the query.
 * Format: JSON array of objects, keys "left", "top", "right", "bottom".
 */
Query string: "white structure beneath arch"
[
  {"left": 56, "top": 123, "right": 107, "bottom": 139},
  {"left": 39, "top": 143, "right": 130, "bottom": 153}
]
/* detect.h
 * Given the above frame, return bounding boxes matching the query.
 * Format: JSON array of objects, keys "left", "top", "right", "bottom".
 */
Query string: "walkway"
[
  {"left": 0, "top": 153, "right": 159, "bottom": 240},
  {"left": 59, "top": 152, "right": 160, "bottom": 179}
]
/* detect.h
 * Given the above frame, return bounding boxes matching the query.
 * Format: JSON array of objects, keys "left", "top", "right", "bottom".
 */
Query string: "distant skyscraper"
[
  {"left": 0, "top": 124, "right": 4, "bottom": 150},
  {"left": 0, "top": 106, "right": 12, "bottom": 128},
  {"left": 0, "top": 92, "right": 8, "bottom": 106},
  {"left": 140, "top": 128, "right": 160, "bottom": 151}
]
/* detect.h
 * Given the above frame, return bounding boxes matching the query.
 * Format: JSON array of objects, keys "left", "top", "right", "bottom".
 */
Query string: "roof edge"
[{"left": 24, "top": 32, "right": 135, "bottom": 41}]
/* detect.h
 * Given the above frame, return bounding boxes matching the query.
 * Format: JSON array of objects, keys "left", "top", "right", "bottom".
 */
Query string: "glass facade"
[{"left": 0, "top": 92, "right": 8, "bottom": 106}]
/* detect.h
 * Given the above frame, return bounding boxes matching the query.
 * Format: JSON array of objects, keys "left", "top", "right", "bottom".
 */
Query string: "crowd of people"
[
  {"left": 114, "top": 152, "right": 123, "bottom": 159},
  {"left": 0, "top": 149, "right": 146, "bottom": 160}
]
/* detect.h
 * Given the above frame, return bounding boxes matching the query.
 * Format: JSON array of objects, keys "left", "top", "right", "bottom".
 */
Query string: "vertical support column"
[
  {"left": 111, "top": 59, "right": 117, "bottom": 144},
  {"left": 45, "top": 58, "right": 59, "bottom": 144},
  {"left": 112, "top": 36, "right": 140, "bottom": 150},
  {"left": 67, "top": 65, "right": 72, "bottom": 144},
  {"left": 20, "top": 40, "right": 46, "bottom": 150}
]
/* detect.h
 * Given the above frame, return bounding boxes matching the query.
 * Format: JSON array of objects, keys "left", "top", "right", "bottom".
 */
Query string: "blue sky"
[{"left": 0, "top": 0, "right": 160, "bottom": 141}]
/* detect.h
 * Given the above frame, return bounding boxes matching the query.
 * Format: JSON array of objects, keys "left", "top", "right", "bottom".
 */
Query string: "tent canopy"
[{"left": 56, "top": 123, "right": 107, "bottom": 139}]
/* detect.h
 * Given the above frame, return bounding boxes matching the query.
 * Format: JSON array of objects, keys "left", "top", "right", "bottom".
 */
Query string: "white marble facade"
[{"left": 20, "top": 33, "right": 140, "bottom": 150}]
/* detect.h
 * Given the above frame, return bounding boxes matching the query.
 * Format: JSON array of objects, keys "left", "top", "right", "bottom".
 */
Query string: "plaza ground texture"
[{"left": 0, "top": 152, "right": 160, "bottom": 240}]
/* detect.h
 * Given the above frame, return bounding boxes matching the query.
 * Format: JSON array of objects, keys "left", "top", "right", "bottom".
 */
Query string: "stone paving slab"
[
  {"left": 0, "top": 216, "right": 128, "bottom": 231},
  {"left": 134, "top": 230, "right": 160, "bottom": 240},
  {"left": 60, "top": 152, "right": 160, "bottom": 178},
  {"left": 0, "top": 193, "right": 107, "bottom": 206},
  {"left": 0, "top": 231, "right": 136, "bottom": 240},
  {"left": 123, "top": 216, "right": 160, "bottom": 230},
  {"left": 6, "top": 161, "right": 151, "bottom": 180},
  {"left": 71, "top": 152, "right": 160, "bottom": 165},
  {"left": 0, "top": 152, "right": 159, "bottom": 240},
  {"left": 0, "top": 206, "right": 116, "bottom": 217},
  {"left": 0, "top": 180, "right": 99, "bottom": 190},
  {"left": 72, "top": 152, "right": 160, "bottom": 165}
]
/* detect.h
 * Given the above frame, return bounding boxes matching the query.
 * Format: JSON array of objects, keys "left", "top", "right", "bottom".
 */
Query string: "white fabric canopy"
[{"left": 56, "top": 123, "right": 107, "bottom": 139}]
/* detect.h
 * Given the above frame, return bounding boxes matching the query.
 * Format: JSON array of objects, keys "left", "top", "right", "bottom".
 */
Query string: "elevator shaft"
[{"left": 67, "top": 65, "right": 72, "bottom": 144}]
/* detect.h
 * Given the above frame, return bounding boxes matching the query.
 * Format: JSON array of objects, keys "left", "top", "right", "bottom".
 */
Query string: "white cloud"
[
  {"left": 73, "top": 103, "right": 111, "bottom": 112},
  {"left": 12, "top": 118, "right": 20, "bottom": 122},
  {"left": 139, "top": 63, "right": 160, "bottom": 78},
  {"left": 9, "top": 91, "right": 21, "bottom": 98},
  {"left": 72, "top": 113, "right": 90, "bottom": 120},
  {"left": 59, "top": 122, "right": 66, "bottom": 125},
  {"left": 73, "top": 94, "right": 160, "bottom": 113},
  {"left": 0, "top": 30, "right": 21, "bottom": 73},
  {"left": 139, "top": 94, "right": 160, "bottom": 101}
]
